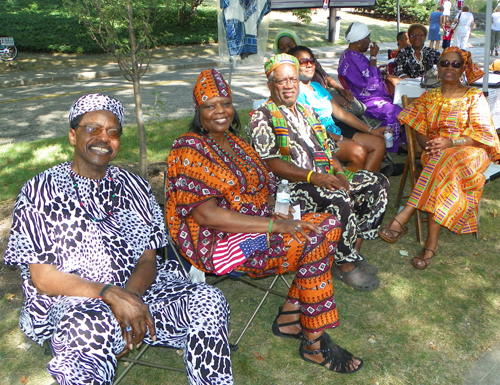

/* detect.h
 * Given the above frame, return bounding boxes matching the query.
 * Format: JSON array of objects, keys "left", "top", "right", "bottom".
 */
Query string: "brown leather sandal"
[
  {"left": 411, "top": 248, "right": 436, "bottom": 270},
  {"left": 378, "top": 218, "right": 408, "bottom": 244}
]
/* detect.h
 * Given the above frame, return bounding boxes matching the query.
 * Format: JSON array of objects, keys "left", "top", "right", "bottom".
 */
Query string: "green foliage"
[
  {"left": 292, "top": 9, "right": 312, "bottom": 24},
  {"left": 0, "top": 0, "right": 217, "bottom": 54},
  {"left": 359, "top": 0, "right": 436, "bottom": 23}
]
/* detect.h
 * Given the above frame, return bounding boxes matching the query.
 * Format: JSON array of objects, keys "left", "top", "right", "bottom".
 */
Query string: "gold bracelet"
[
  {"left": 306, "top": 170, "right": 314, "bottom": 183},
  {"left": 451, "top": 137, "right": 466, "bottom": 147}
]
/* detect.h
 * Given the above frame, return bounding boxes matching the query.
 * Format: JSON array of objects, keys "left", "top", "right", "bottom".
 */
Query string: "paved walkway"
[{"left": 0, "top": 37, "right": 489, "bottom": 89}]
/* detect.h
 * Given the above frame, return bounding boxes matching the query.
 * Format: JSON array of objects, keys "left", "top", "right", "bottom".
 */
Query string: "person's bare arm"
[
  {"left": 264, "top": 157, "right": 349, "bottom": 192},
  {"left": 29, "top": 248, "right": 158, "bottom": 354},
  {"left": 191, "top": 198, "right": 321, "bottom": 243}
]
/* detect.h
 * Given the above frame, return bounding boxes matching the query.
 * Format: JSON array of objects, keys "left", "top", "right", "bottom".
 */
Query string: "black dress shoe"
[
  {"left": 391, "top": 163, "right": 405, "bottom": 177},
  {"left": 397, "top": 146, "right": 408, "bottom": 155}
]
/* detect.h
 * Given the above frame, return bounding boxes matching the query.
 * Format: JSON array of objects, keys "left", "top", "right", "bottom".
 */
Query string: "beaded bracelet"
[
  {"left": 306, "top": 170, "right": 314, "bottom": 183},
  {"left": 99, "top": 284, "right": 113, "bottom": 299}
]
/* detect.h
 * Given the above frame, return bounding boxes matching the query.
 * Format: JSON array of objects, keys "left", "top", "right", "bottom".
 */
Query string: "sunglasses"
[
  {"left": 409, "top": 33, "right": 425, "bottom": 38},
  {"left": 77, "top": 124, "right": 122, "bottom": 139},
  {"left": 438, "top": 60, "right": 463, "bottom": 68},
  {"left": 298, "top": 57, "right": 315, "bottom": 66}
]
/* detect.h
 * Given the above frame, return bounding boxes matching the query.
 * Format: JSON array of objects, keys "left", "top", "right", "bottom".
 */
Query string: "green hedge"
[
  {"left": 0, "top": 0, "right": 218, "bottom": 53},
  {"left": 358, "top": 0, "right": 437, "bottom": 23}
]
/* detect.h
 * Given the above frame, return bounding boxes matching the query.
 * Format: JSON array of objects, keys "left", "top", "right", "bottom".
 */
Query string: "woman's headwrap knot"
[
  {"left": 193, "top": 69, "right": 231, "bottom": 110},
  {"left": 264, "top": 54, "right": 299, "bottom": 78},
  {"left": 441, "top": 47, "right": 484, "bottom": 85},
  {"left": 273, "top": 30, "right": 301, "bottom": 54},
  {"left": 345, "top": 22, "right": 370, "bottom": 44},
  {"left": 69, "top": 93, "right": 124, "bottom": 127}
]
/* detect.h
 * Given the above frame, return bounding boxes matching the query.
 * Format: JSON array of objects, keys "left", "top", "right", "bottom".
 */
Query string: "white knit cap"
[{"left": 345, "top": 22, "right": 370, "bottom": 44}]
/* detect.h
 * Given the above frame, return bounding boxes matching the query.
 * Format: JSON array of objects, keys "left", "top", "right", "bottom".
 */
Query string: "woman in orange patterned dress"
[
  {"left": 378, "top": 48, "right": 500, "bottom": 269},
  {"left": 166, "top": 69, "right": 363, "bottom": 373}
]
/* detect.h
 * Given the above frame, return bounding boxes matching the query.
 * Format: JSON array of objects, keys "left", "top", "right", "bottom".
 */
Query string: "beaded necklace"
[
  {"left": 207, "top": 132, "right": 252, "bottom": 170},
  {"left": 70, "top": 171, "right": 118, "bottom": 222}
]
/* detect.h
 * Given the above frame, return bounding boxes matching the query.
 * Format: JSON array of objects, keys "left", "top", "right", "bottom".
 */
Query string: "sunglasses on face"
[
  {"left": 77, "top": 124, "right": 123, "bottom": 139},
  {"left": 438, "top": 60, "right": 463, "bottom": 68},
  {"left": 409, "top": 33, "right": 425, "bottom": 38},
  {"left": 298, "top": 57, "right": 315, "bottom": 66}
]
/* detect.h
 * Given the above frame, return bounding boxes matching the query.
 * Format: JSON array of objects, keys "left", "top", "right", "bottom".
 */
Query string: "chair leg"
[
  {"left": 232, "top": 275, "right": 282, "bottom": 349},
  {"left": 415, "top": 210, "right": 425, "bottom": 245},
  {"left": 395, "top": 158, "right": 410, "bottom": 208}
]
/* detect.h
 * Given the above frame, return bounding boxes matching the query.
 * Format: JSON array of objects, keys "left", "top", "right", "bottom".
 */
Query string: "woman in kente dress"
[{"left": 378, "top": 48, "right": 500, "bottom": 269}]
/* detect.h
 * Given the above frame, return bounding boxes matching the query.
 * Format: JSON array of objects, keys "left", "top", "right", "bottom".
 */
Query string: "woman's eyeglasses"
[
  {"left": 298, "top": 58, "right": 315, "bottom": 66},
  {"left": 438, "top": 60, "right": 463, "bottom": 68}
]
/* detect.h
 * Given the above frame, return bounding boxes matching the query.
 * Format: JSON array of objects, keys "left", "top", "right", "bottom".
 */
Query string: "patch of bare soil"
[{"left": 0, "top": 162, "right": 166, "bottom": 301}]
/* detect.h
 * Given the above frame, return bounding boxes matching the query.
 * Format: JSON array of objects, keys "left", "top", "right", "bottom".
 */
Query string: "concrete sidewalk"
[{"left": 0, "top": 37, "right": 487, "bottom": 89}]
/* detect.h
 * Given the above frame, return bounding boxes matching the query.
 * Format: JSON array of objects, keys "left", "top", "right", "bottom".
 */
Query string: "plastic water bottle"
[
  {"left": 275, "top": 180, "right": 291, "bottom": 215},
  {"left": 384, "top": 127, "right": 394, "bottom": 148}
]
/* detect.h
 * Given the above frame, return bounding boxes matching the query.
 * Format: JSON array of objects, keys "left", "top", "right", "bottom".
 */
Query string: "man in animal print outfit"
[{"left": 4, "top": 93, "right": 233, "bottom": 385}]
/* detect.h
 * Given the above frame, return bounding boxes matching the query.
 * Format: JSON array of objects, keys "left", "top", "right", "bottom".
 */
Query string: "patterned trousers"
[
  {"left": 26, "top": 262, "right": 233, "bottom": 385},
  {"left": 237, "top": 213, "right": 342, "bottom": 333},
  {"left": 289, "top": 170, "right": 389, "bottom": 264}
]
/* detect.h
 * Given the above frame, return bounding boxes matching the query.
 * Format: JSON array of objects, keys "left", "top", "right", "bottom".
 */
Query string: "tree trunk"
[{"left": 126, "top": 2, "right": 148, "bottom": 179}]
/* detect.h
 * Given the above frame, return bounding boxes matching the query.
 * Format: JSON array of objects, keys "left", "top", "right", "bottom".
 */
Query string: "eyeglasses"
[
  {"left": 409, "top": 33, "right": 425, "bottom": 38},
  {"left": 77, "top": 124, "right": 122, "bottom": 139},
  {"left": 273, "top": 77, "right": 299, "bottom": 86},
  {"left": 438, "top": 60, "right": 463, "bottom": 68},
  {"left": 298, "top": 58, "right": 315, "bottom": 66}
]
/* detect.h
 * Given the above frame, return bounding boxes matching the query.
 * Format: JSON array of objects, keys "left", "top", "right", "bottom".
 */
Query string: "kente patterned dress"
[
  {"left": 4, "top": 162, "right": 233, "bottom": 385},
  {"left": 338, "top": 49, "right": 403, "bottom": 152},
  {"left": 166, "top": 131, "right": 343, "bottom": 333},
  {"left": 246, "top": 102, "right": 389, "bottom": 264},
  {"left": 398, "top": 87, "right": 500, "bottom": 233}
]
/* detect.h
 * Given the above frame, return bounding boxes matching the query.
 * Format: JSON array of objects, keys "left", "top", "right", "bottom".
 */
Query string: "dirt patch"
[{"left": 0, "top": 162, "right": 166, "bottom": 301}]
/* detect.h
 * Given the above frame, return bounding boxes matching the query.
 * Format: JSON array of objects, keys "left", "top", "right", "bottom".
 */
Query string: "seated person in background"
[
  {"left": 379, "top": 49, "right": 500, "bottom": 270},
  {"left": 389, "top": 31, "right": 410, "bottom": 59},
  {"left": 247, "top": 54, "right": 390, "bottom": 292},
  {"left": 393, "top": 23, "right": 440, "bottom": 78},
  {"left": 166, "top": 69, "right": 363, "bottom": 374},
  {"left": 289, "top": 45, "right": 385, "bottom": 173},
  {"left": 4, "top": 93, "right": 233, "bottom": 385},
  {"left": 338, "top": 22, "right": 404, "bottom": 153},
  {"left": 274, "top": 29, "right": 365, "bottom": 117}
]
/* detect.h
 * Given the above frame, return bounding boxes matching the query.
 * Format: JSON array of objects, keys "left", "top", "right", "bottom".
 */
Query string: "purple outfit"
[{"left": 337, "top": 50, "right": 403, "bottom": 152}]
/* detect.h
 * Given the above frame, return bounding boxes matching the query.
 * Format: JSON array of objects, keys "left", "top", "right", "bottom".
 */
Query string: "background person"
[
  {"left": 166, "top": 69, "right": 363, "bottom": 374},
  {"left": 389, "top": 31, "right": 410, "bottom": 59},
  {"left": 393, "top": 23, "right": 440, "bottom": 78},
  {"left": 491, "top": 6, "right": 500, "bottom": 56},
  {"left": 378, "top": 49, "right": 500, "bottom": 269},
  {"left": 338, "top": 21, "right": 404, "bottom": 153},
  {"left": 4, "top": 93, "right": 234, "bottom": 385},
  {"left": 443, "top": 0, "right": 452, "bottom": 23},
  {"left": 452, "top": 5, "right": 475, "bottom": 50},
  {"left": 428, "top": 6, "right": 445, "bottom": 50},
  {"left": 442, "top": 19, "right": 454, "bottom": 49},
  {"left": 289, "top": 45, "right": 386, "bottom": 173}
]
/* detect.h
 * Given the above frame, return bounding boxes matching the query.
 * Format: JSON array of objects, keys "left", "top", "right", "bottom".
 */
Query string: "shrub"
[{"left": 357, "top": 0, "right": 436, "bottom": 23}]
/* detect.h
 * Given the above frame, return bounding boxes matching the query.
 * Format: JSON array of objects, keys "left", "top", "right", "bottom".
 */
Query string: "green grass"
[{"left": 2, "top": 113, "right": 500, "bottom": 384}]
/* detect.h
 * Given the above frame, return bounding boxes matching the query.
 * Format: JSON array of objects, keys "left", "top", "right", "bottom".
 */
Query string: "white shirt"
[
  {"left": 443, "top": 0, "right": 451, "bottom": 16},
  {"left": 493, "top": 12, "right": 500, "bottom": 31}
]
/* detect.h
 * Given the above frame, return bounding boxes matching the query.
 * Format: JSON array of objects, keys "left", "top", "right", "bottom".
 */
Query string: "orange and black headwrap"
[
  {"left": 193, "top": 69, "right": 232, "bottom": 110},
  {"left": 441, "top": 47, "right": 484, "bottom": 85}
]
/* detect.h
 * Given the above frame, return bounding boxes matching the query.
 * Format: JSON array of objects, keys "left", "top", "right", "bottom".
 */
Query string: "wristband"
[
  {"left": 99, "top": 284, "right": 113, "bottom": 299},
  {"left": 268, "top": 219, "right": 274, "bottom": 233},
  {"left": 339, "top": 135, "right": 344, "bottom": 141},
  {"left": 370, "top": 56, "right": 377, "bottom": 60},
  {"left": 451, "top": 137, "right": 466, "bottom": 147},
  {"left": 306, "top": 170, "right": 314, "bottom": 183},
  {"left": 368, "top": 127, "right": 374, "bottom": 132},
  {"left": 335, "top": 170, "right": 346, "bottom": 176}
]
